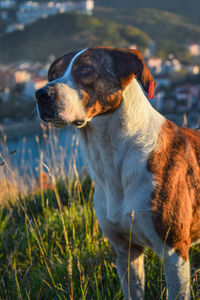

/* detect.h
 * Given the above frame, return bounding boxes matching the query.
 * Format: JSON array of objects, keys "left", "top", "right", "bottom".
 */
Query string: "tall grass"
[{"left": 0, "top": 123, "right": 199, "bottom": 299}]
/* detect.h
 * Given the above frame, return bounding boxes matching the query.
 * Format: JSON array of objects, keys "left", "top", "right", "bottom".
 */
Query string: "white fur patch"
[
  {"left": 61, "top": 48, "right": 87, "bottom": 86},
  {"left": 58, "top": 83, "right": 86, "bottom": 123}
]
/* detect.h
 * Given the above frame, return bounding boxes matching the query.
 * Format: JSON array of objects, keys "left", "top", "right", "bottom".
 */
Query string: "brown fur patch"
[
  {"left": 48, "top": 50, "right": 79, "bottom": 81},
  {"left": 68, "top": 47, "right": 156, "bottom": 118},
  {"left": 81, "top": 89, "right": 91, "bottom": 107},
  {"left": 85, "top": 91, "right": 122, "bottom": 119},
  {"left": 86, "top": 100, "right": 103, "bottom": 118},
  {"left": 121, "top": 74, "right": 135, "bottom": 89},
  {"left": 109, "top": 48, "right": 157, "bottom": 94},
  {"left": 147, "top": 120, "right": 200, "bottom": 260}
]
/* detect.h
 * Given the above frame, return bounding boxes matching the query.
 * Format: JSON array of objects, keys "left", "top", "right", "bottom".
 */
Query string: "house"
[
  {"left": 0, "top": 61, "right": 49, "bottom": 100},
  {"left": 162, "top": 59, "right": 182, "bottom": 74},
  {"left": 0, "top": 0, "right": 16, "bottom": 24},
  {"left": 0, "top": 68, "right": 11, "bottom": 90},
  {"left": 155, "top": 73, "right": 171, "bottom": 89},
  {"left": 175, "top": 83, "right": 199, "bottom": 99},
  {"left": 84, "top": 0, "right": 94, "bottom": 15},
  {"left": 13, "top": 70, "right": 31, "bottom": 84},
  {"left": 171, "top": 59, "right": 182, "bottom": 72},
  {"left": 5, "top": 23, "right": 24, "bottom": 33},
  {"left": 148, "top": 57, "right": 162, "bottom": 74},
  {"left": 143, "top": 41, "right": 156, "bottom": 58},
  {"left": 175, "top": 83, "right": 199, "bottom": 113},
  {"left": 0, "top": 87, "right": 10, "bottom": 102},
  {"left": 187, "top": 43, "right": 200, "bottom": 56},
  {"left": 186, "top": 65, "right": 200, "bottom": 75},
  {"left": 0, "top": 0, "right": 15, "bottom": 9},
  {"left": 16, "top": 1, "right": 95, "bottom": 28}
]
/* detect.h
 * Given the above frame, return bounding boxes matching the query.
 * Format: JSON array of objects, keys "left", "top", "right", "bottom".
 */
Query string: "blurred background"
[{"left": 0, "top": 0, "right": 200, "bottom": 188}]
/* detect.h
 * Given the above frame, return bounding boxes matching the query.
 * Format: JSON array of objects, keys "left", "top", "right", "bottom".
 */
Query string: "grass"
[{"left": 0, "top": 124, "right": 199, "bottom": 299}]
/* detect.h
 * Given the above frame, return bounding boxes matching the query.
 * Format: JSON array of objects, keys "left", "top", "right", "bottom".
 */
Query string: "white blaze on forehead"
[
  {"left": 47, "top": 48, "right": 88, "bottom": 124},
  {"left": 61, "top": 48, "right": 87, "bottom": 86},
  {"left": 57, "top": 49, "right": 87, "bottom": 122}
]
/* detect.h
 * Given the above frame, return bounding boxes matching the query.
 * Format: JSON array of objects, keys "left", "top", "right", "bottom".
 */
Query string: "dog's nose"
[{"left": 35, "top": 87, "right": 51, "bottom": 105}]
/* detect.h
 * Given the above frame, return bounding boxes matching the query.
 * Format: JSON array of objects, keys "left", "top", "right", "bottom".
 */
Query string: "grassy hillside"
[
  {"left": 0, "top": 166, "right": 200, "bottom": 298},
  {"left": 0, "top": 13, "right": 150, "bottom": 63},
  {"left": 32, "top": 0, "right": 200, "bottom": 23},
  {"left": 95, "top": 0, "right": 200, "bottom": 25},
  {"left": 0, "top": 178, "right": 199, "bottom": 299},
  {"left": 95, "top": 7, "right": 200, "bottom": 61}
]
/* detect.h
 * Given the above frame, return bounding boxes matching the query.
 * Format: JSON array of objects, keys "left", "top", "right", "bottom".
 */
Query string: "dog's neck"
[
  {"left": 121, "top": 78, "right": 165, "bottom": 153},
  {"left": 79, "top": 78, "right": 165, "bottom": 156}
]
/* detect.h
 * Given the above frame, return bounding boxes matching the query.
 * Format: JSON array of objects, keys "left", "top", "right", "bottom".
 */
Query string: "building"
[
  {"left": 16, "top": 1, "right": 94, "bottom": 27},
  {"left": 85, "top": 0, "right": 94, "bottom": 15},
  {"left": 0, "top": 0, "right": 16, "bottom": 23},
  {"left": 13, "top": 70, "right": 31, "bottom": 84},
  {"left": 5, "top": 23, "right": 24, "bottom": 33},
  {"left": 175, "top": 83, "right": 199, "bottom": 113},
  {"left": 3, "top": 0, "right": 95, "bottom": 33},
  {"left": 155, "top": 73, "right": 170, "bottom": 89},
  {"left": 187, "top": 43, "right": 200, "bottom": 56},
  {"left": 0, "top": 0, "right": 15, "bottom": 9},
  {"left": 148, "top": 57, "right": 162, "bottom": 74}
]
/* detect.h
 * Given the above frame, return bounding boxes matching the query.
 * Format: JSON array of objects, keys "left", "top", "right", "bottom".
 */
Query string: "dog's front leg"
[
  {"left": 162, "top": 250, "right": 191, "bottom": 300},
  {"left": 115, "top": 244, "right": 145, "bottom": 300}
]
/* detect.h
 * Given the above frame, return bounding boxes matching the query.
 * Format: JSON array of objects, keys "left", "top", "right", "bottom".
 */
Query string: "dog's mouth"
[
  {"left": 52, "top": 120, "right": 67, "bottom": 128},
  {"left": 41, "top": 113, "right": 87, "bottom": 129},
  {"left": 71, "top": 120, "right": 87, "bottom": 128},
  {"left": 40, "top": 113, "right": 66, "bottom": 128}
]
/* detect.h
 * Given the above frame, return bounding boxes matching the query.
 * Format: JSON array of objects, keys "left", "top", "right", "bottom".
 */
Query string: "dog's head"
[{"left": 36, "top": 47, "right": 156, "bottom": 128}]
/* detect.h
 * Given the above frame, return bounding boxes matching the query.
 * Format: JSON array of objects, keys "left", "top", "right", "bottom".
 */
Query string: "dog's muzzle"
[
  {"left": 35, "top": 86, "right": 62, "bottom": 122},
  {"left": 36, "top": 86, "right": 87, "bottom": 128}
]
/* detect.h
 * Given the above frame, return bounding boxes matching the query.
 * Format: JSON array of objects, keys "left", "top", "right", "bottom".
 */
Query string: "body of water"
[{"left": 0, "top": 123, "right": 84, "bottom": 182}]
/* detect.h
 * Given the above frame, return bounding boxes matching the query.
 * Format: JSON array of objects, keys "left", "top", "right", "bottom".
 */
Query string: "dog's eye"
[{"left": 79, "top": 66, "right": 94, "bottom": 76}]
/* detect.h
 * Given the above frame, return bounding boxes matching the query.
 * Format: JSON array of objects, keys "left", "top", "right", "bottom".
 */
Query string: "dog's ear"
[
  {"left": 111, "top": 49, "right": 156, "bottom": 99},
  {"left": 48, "top": 50, "right": 79, "bottom": 82}
]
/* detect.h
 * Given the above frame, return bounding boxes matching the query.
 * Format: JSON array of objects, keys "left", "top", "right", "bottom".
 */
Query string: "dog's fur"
[{"left": 36, "top": 47, "right": 200, "bottom": 300}]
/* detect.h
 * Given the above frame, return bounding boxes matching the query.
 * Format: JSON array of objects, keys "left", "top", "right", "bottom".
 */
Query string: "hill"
[
  {"left": 0, "top": 13, "right": 150, "bottom": 63},
  {"left": 95, "top": 0, "right": 200, "bottom": 26},
  {"left": 94, "top": 6, "right": 200, "bottom": 62}
]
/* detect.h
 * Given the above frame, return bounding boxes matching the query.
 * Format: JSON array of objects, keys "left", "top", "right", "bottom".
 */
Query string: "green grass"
[
  {"left": 1, "top": 175, "right": 200, "bottom": 299},
  {"left": 0, "top": 125, "right": 199, "bottom": 299}
]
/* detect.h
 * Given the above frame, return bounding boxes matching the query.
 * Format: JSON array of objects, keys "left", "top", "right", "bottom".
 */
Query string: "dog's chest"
[
  {"left": 93, "top": 177, "right": 157, "bottom": 250},
  {"left": 79, "top": 128, "right": 158, "bottom": 249}
]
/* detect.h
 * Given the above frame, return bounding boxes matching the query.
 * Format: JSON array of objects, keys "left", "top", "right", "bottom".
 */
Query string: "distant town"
[
  {"left": 0, "top": 0, "right": 200, "bottom": 127},
  {"left": 0, "top": 0, "right": 94, "bottom": 33}
]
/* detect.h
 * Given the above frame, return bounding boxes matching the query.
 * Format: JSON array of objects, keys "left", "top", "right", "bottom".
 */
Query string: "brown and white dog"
[{"left": 36, "top": 47, "right": 200, "bottom": 300}]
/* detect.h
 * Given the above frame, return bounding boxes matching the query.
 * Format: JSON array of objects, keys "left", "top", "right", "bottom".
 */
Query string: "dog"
[{"left": 36, "top": 47, "right": 200, "bottom": 299}]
